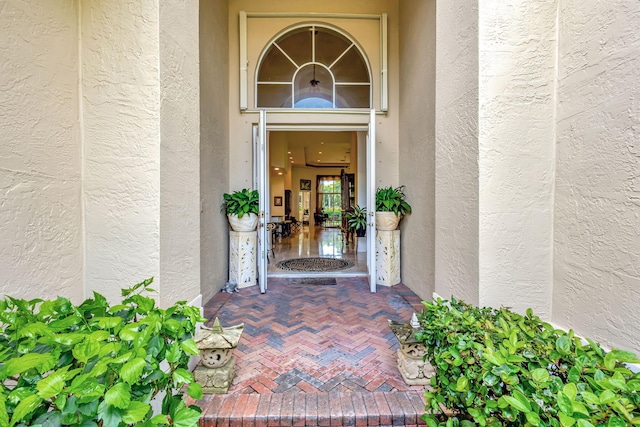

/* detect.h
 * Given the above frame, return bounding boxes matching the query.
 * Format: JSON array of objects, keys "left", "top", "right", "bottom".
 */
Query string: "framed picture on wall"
[
  {"left": 274, "top": 196, "right": 283, "bottom": 206},
  {"left": 300, "top": 179, "right": 312, "bottom": 191}
]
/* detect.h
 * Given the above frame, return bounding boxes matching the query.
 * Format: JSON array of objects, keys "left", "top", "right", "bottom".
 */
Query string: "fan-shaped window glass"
[
  {"left": 257, "top": 46, "right": 296, "bottom": 82},
  {"left": 257, "top": 25, "right": 371, "bottom": 109}
]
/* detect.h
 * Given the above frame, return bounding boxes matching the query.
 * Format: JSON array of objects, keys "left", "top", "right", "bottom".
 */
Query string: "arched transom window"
[{"left": 256, "top": 25, "right": 371, "bottom": 109}]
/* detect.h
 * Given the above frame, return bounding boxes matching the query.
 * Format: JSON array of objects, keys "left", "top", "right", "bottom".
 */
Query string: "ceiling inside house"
[{"left": 271, "top": 131, "right": 353, "bottom": 176}]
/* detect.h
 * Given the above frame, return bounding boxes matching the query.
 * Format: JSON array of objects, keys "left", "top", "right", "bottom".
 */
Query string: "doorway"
[
  {"left": 265, "top": 130, "right": 364, "bottom": 276},
  {"left": 254, "top": 111, "right": 377, "bottom": 293}
]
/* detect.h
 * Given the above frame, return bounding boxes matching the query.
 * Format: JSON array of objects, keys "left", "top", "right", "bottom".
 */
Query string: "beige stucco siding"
[
  {"left": 432, "top": 1, "right": 480, "bottom": 305},
  {"left": 398, "top": 0, "right": 437, "bottom": 300},
  {"left": 159, "top": 0, "right": 201, "bottom": 307},
  {"left": 200, "top": 0, "right": 231, "bottom": 300},
  {"left": 553, "top": 0, "right": 640, "bottom": 355},
  {"left": 0, "top": 0, "right": 83, "bottom": 301}
]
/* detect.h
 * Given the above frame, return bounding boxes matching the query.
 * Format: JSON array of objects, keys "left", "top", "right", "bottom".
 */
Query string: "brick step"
[{"left": 198, "top": 391, "right": 427, "bottom": 426}]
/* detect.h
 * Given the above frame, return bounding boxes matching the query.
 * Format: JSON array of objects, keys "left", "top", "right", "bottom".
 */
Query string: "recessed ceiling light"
[
  {"left": 278, "top": 172, "right": 283, "bottom": 175},
  {"left": 320, "top": 142, "right": 324, "bottom": 144},
  {"left": 287, "top": 151, "right": 291, "bottom": 154},
  {"left": 318, "top": 151, "right": 323, "bottom": 154},
  {"left": 274, "top": 167, "right": 280, "bottom": 171},
  {"left": 289, "top": 156, "right": 293, "bottom": 159},
  {"left": 291, "top": 160, "right": 294, "bottom": 163}
]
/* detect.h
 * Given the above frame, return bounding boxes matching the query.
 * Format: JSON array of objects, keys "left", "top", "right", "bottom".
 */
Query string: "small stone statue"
[
  {"left": 222, "top": 280, "right": 239, "bottom": 293},
  {"left": 194, "top": 318, "right": 244, "bottom": 394}
]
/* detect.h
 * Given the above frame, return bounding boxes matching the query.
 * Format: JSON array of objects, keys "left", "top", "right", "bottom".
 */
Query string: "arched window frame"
[{"left": 254, "top": 23, "right": 373, "bottom": 110}]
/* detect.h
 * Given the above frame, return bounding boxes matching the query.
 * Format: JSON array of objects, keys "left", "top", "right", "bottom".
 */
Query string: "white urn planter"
[
  {"left": 375, "top": 211, "right": 401, "bottom": 231},
  {"left": 228, "top": 213, "right": 258, "bottom": 232}
]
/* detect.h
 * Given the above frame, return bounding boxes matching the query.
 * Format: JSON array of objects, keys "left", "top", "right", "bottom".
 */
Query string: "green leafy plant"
[
  {"left": 375, "top": 186, "right": 412, "bottom": 216},
  {"left": 344, "top": 205, "right": 367, "bottom": 237},
  {"left": 221, "top": 189, "right": 259, "bottom": 218},
  {"left": 0, "top": 278, "right": 207, "bottom": 427},
  {"left": 415, "top": 297, "right": 640, "bottom": 427}
]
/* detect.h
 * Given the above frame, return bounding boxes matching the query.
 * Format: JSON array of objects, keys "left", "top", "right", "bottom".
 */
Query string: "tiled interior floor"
[
  {"left": 267, "top": 225, "right": 368, "bottom": 277},
  {"left": 197, "top": 276, "right": 428, "bottom": 426}
]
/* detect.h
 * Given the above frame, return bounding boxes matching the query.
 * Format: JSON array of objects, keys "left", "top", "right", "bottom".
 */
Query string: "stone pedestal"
[
  {"left": 376, "top": 229, "right": 400, "bottom": 286},
  {"left": 229, "top": 230, "right": 257, "bottom": 288},
  {"left": 389, "top": 320, "right": 434, "bottom": 385}
]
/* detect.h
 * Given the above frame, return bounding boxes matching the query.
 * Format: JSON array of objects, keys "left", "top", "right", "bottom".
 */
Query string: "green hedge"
[
  {"left": 0, "top": 278, "right": 205, "bottom": 427},
  {"left": 415, "top": 297, "right": 640, "bottom": 427}
]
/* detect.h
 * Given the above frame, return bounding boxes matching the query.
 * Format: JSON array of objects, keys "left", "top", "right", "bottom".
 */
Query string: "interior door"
[
  {"left": 367, "top": 109, "right": 377, "bottom": 292},
  {"left": 256, "top": 110, "right": 268, "bottom": 293}
]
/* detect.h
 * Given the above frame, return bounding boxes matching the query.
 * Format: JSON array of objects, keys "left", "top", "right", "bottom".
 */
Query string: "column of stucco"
[
  {"left": 200, "top": 0, "right": 230, "bottom": 301},
  {"left": 0, "top": 1, "right": 83, "bottom": 302},
  {"left": 159, "top": 0, "right": 202, "bottom": 308},
  {"left": 398, "top": 0, "right": 436, "bottom": 301},
  {"left": 433, "top": 1, "right": 480, "bottom": 305},
  {"left": 478, "top": 1, "right": 556, "bottom": 318},
  {"left": 81, "top": 0, "right": 161, "bottom": 302},
  {"left": 553, "top": 0, "right": 640, "bottom": 354}
]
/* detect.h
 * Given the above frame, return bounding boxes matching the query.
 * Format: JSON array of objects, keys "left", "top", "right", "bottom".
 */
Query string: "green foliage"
[
  {"left": 344, "top": 205, "right": 367, "bottom": 235},
  {"left": 0, "top": 278, "right": 207, "bottom": 427},
  {"left": 375, "top": 186, "right": 412, "bottom": 216},
  {"left": 415, "top": 298, "right": 640, "bottom": 427},
  {"left": 221, "top": 189, "right": 259, "bottom": 218}
]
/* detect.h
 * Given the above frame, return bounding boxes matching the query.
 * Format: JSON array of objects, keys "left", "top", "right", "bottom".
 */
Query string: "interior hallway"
[{"left": 267, "top": 225, "right": 369, "bottom": 277}]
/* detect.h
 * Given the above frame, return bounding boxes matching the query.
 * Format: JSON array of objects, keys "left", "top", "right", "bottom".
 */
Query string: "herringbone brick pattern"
[{"left": 197, "top": 277, "right": 428, "bottom": 426}]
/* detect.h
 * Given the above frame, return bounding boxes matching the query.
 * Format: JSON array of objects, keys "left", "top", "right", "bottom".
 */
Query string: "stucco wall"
[
  {"left": 398, "top": 0, "right": 436, "bottom": 301},
  {"left": 553, "top": 0, "right": 640, "bottom": 354},
  {"left": 200, "top": 0, "right": 230, "bottom": 301},
  {"left": 227, "top": 0, "right": 400, "bottom": 191},
  {"left": 478, "top": 1, "right": 556, "bottom": 318},
  {"left": 432, "top": 1, "right": 479, "bottom": 305},
  {"left": 81, "top": 0, "right": 162, "bottom": 302},
  {"left": 159, "top": 0, "right": 201, "bottom": 307},
  {"left": 0, "top": 1, "right": 83, "bottom": 301}
]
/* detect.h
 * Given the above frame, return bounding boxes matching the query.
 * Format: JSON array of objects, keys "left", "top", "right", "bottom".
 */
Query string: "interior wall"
[
  {"left": 553, "top": 0, "right": 640, "bottom": 354},
  {"left": 0, "top": 1, "right": 84, "bottom": 302},
  {"left": 159, "top": 0, "right": 201, "bottom": 307},
  {"left": 432, "top": 1, "right": 480, "bottom": 305},
  {"left": 478, "top": 1, "right": 556, "bottom": 319},
  {"left": 227, "top": 0, "right": 400, "bottom": 192},
  {"left": 398, "top": 0, "right": 436, "bottom": 300},
  {"left": 200, "top": 0, "right": 230, "bottom": 302}
]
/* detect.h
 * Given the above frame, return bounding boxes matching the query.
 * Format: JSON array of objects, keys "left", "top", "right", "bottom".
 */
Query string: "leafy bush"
[
  {"left": 415, "top": 297, "right": 640, "bottom": 427},
  {"left": 0, "top": 278, "right": 206, "bottom": 427}
]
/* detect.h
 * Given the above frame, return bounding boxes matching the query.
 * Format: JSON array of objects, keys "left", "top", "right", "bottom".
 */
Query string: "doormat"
[
  {"left": 276, "top": 257, "right": 354, "bottom": 272},
  {"left": 288, "top": 278, "right": 337, "bottom": 286}
]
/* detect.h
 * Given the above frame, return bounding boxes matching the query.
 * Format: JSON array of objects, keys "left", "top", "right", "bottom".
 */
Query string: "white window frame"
[{"left": 239, "top": 12, "right": 388, "bottom": 112}]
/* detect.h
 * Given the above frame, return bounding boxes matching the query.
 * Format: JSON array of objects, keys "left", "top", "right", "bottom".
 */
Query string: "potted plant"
[
  {"left": 221, "top": 188, "right": 259, "bottom": 231},
  {"left": 375, "top": 185, "right": 412, "bottom": 230},
  {"left": 344, "top": 205, "right": 367, "bottom": 237}
]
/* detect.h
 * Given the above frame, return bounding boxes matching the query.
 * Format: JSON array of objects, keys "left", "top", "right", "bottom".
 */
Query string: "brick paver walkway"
[{"left": 196, "top": 277, "right": 428, "bottom": 426}]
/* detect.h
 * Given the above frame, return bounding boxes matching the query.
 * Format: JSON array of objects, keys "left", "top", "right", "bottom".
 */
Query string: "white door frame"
[
  {"left": 253, "top": 114, "right": 377, "bottom": 292},
  {"left": 255, "top": 110, "right": 269, "bottom": 293}
]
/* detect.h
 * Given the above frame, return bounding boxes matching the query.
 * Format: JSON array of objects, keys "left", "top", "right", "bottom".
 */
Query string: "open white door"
[
  {"left": 256, "top": 110, "right": 269, "bottom": 293},
  {"left": 367, "top": 109, "right": 377, "bottom": 292}
]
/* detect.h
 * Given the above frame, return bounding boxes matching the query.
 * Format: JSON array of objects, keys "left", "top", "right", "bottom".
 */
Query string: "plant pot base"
[{"left": 375, "top": 212, "right": 400, "bottom": 230}]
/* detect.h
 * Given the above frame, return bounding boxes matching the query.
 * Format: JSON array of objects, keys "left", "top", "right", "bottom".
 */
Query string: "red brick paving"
[{"left": 197, "top": 277, "right": 427, "bottom": 426}]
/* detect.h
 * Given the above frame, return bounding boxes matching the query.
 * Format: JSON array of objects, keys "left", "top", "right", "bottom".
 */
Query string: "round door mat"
[{"left": 275, "top": 257, "right": 354, "bottom": 272}]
